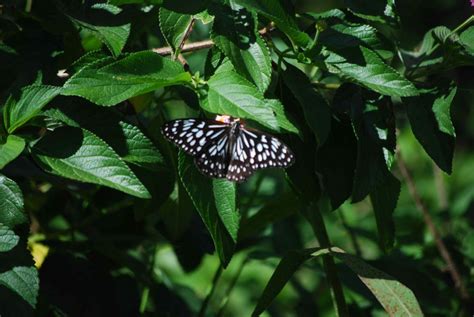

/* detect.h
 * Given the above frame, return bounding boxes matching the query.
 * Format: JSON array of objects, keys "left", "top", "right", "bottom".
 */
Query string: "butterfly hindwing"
[
  {"left": 226, "top": 129, "right": 295, "bottom": 181},
  {"left": 194, "top": 132, "right": 230, "bottom": 178}
]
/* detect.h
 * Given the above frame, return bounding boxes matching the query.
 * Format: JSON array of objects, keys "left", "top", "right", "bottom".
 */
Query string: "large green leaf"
[
  {"left": 212, "top": 179, "right": 239, "bottom": 242},
  {"left": 43, "top": 104, "right": 164, "bottom": 169},
  {"left": 211, "top": 3, "right": 271, "bottom": 92},
  {"left": 159, "top": 8, "right": 193, "bottom": 58},
  {"left": 282, "top": 64, "right": 331, "bottom": 145},
  {"left": 203, "top": 70, "right": 297, "bottom": 133},
  {"left": 0, "top": 266, "right": 39, "bottom": 308},
  {"left": 178, "top": 152, "right": 235, "bottom": 266},
  {"left": 0, "top": 224, "right": 19, "bottom": 252},
  {"left": 62, "top": 51, "right": 192, "bottom": 106},
  {"left": 405, "top": 85, "right": 457, "bottom": 173},
  {"left": 0, "top": 135, "right": 25, "bottom": 169},
  {"left": 326, "top": 46, "right": 418, "bottom": 97},
  {"left": 3, "top": 85, "right": 61, "bottom": 133},
  {"left": 235, "top": 0, "right": 311, "bottom": 48},
  {"left": 331, "top": 248, "right": 423, "bottom": 316},
  {"left": 0, "top": 175, "right": 28, "bottom": 228},
  {"left": 31, "top": 126, "right": 151, "bottom": 198}
]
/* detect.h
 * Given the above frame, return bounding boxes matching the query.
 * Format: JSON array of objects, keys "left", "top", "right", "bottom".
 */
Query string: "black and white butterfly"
[{"left": 161, "top": 115, "right": 295, "bottom": 182}]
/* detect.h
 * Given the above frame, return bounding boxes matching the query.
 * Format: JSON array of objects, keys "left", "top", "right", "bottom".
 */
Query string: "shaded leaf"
[
  {"left": 3, "top": 85, "right": 61, "bottom": 133},
  {"left": 178, "top": 152, "right": 235, "bottom": 266},
  {"left": 0, "top": 266, "right": 39, "bottom": 308},
  {"left": 0, "top": 135, "right": 25, "bottom": 169},
  {"left": 31, "top": 126, "right": 151, "bottom": 198},
  {"left": 43, "top": 104, "right": 164, "bottom": 169},
  {"left": 405, "top": 85, "right": 456, "bottom": 173},
  {"left": 0, "top": 175, "right": 28, "bottom": 228},
  {"left": 69, "top": 5, "right": 130, "bottom": 57},
  {"left": 62, "top": 51, "right": 191, "bottom": 106},
  {"left": 0, "top": 224, "right": 19, "bottom": 252},
  {"left": 235, "top": 0, "right": 311, "bottom": 48},
  {"left": 282, "top": 64, "right": 331, "bottom": 145},
  {"left": 211, "top": 3, "right": 271, "bottom": 92},
  {"left": 159, "top": 8, "right": 193, "bottom": 58},
  {"left": 369, "top": 172, "right": 400, "bottom": 252}
]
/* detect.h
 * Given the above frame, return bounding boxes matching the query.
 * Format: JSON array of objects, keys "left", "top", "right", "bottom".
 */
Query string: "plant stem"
[
  {"left": 198, "top": 263, "right": 223, "bottom": 317},
  {"left": 302, "top": 203, "right": 349, "bottom": 317},
  {"left": 396, "top": 151, "right": 470, "bottom": 301}
]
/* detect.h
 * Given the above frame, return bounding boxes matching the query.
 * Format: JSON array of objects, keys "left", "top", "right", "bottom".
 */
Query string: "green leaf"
[
  {"left": 331, "top": 248, "right": 423, "bottom": 316},
  {"left": 252, "top": 248, "right": 322, "bottom": 316},
  {"left": 0, "top": 266, "right": 39, "bottom": 308},
  {"left": 31, "top": 126, "right": 151, "bottom": 198},
  {"left": 203, "top": 70, "right": 297, "bottom": 133},
  {"left": 62, "top": 51, "right": 192, "bottom": 106},
  {"left": 0, "top": 135, "right": 25, "bottom": 169},
  {"left": 282, "top": 64, "right": 331, "bottom": 145},
  {"left": 178, "top": 152, "right": 235, "bottom": 266},
  {"left": 0, "top": 175, "right": 28, "bottom": 228},
  {"left": 211, "top": 4, "right": 272, "bottom": 92},
  {"left": 369, "top": 172, "right": 400, "bottom": 252},
  {"left": 405, "top": 85, "right": 456, "bottom": 173},
  {"left": 212, "top": 179, "right": 239, "bottom": 242},
  {"left": 0, "top": 224, "right": 19, "bottom": 252},
  {"left": 43, "top": 104, "right": 164, "bottom": 169},
  {"left": 3, "top": 85, "right": 61, "bottom": 133},
  {"left": 326, "top": 46, "right": 418, "bottom": 97},
  {"left": 69, "top": 5, "right": 130, "bottom": 57},
  {"left": 460, "top": 26, "right": 474, "bottom": 54},
  {"left": 235, "top": 0, "right": 311, "bottom": 48},
  {"left": 159, "top": 8, "right": 193, "bottom": 58}
]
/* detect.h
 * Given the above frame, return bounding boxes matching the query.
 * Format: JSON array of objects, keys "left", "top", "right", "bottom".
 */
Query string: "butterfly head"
[{"left": 215, "top": 115, "right": 240, "bottom": 125}]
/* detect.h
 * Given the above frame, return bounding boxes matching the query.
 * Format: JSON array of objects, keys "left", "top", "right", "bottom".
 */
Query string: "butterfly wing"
[
  {"left": 161, "top": 119, "right": 228, "bottom": 156},
  {"left": 226, "top": 128, "right": 295, "bottom": 182},
  {"left": 194, "top": 130, "right": 231, "bottom": 178}
]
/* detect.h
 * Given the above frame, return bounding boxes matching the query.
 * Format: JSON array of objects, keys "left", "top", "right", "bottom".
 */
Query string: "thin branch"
[
  {"left": 396, "top": 151, "right": 470, "bottom": 300},
  {"left": 152, "top": 26, "right": 271, "bottom": 57},
  {"left": 153, "top": 39, "right": 214, "bottom": 56},
  {"left": 175, "top": 18, "right": 195, "bottom": 59}
]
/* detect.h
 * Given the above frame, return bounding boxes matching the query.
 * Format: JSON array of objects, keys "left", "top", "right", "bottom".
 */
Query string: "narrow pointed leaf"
[{"left": 178, "top": 152, "right": 235, "bottom": 266}]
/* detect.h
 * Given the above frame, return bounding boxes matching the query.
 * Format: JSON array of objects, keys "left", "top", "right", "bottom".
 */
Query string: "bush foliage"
[{"left": 1, "top": 0, "right": 474, "bottom": 316}]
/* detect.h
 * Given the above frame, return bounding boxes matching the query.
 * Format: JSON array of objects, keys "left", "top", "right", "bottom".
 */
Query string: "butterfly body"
[{"left": 162, "top": 116, "right": 294, "bottom": 182}]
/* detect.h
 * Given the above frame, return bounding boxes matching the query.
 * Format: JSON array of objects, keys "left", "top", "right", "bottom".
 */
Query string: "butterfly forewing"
[{"left": 161, "top": 119, "right": 228, "bottom": 156}]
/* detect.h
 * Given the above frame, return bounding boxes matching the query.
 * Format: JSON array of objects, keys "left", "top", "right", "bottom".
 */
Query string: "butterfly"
[{"left": 161, "top": 115, "right": 295, "bottom": 182}]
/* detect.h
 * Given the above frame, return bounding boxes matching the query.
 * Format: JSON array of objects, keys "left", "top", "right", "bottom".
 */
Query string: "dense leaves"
[{"left": 1, "top": 0, "right": 473, "bottom": 316}]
